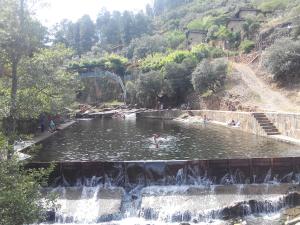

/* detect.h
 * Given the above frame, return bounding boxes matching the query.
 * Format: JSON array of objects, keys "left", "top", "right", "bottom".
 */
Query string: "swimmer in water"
[{"left": 153, "top": 134, "right": 160, "bottom": 148}]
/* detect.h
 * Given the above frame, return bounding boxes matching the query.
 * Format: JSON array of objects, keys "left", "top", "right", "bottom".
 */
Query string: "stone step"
[
  {"left": 257, "top": 119, "right": 272, "bottom": 124},
  {"left": 261, "top": 125, "right": 277, "bottom": 129},
  {"left": 264, "top": 128, "right": 279, "bottom": 132},
  {"left": 253, "top": 114, "right": 267, "bottom": 118},
  {"left": 266, "top": 132, "right": 281, "bottom": 135},
  {"left": 252, "top": 113, "right": 266, "bottom": 116},
  {"left": 259, "top": 122, "right": 274, "bottom": 126}
]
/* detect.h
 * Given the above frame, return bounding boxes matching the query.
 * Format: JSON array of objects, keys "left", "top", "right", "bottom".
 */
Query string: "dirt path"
[{"left": 233, "top": 63, "right": 299, "bottom": 112}]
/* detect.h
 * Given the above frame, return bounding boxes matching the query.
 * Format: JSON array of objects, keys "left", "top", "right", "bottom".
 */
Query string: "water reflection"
[{"left": 33, "top": 118, "right": 300, "bottom": 162}]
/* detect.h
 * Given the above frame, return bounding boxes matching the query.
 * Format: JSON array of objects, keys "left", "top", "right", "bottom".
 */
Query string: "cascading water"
[{"left": 41, "top": 168, "right": 300, "bottom": 225}]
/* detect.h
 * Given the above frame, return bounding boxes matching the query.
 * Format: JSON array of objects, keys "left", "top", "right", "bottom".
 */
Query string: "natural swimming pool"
[{"left": 32, "top": 117, "right": 300, "bottom": 162}]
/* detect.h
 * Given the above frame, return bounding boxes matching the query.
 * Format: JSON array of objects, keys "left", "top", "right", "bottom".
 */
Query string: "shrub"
[
  {"left": 141, "top": 50, "right": 196, "bottom": 72},
  {"left": 262, "top": 38, "right": 300, "bottom": 82},
  {"left": 164, "top": 30, "right": 185, "bottom": 49},
  {"left": 126, "top": 35, "right": 168, "bottom": 59},
  {"left": 164, "top": 50, "right": 195, "bottom": 64},
  {"left": 141, "top": 53, "right": 166, "bottom": 72},
  {"left": 192, "top": 59, "right": 228, "bottom": 94},
  {"left": 258, "top": 0, "right": 290, "bottom": 11},
  {"left": 239, "top": 40, "right": 255, "bottom": 53},
  {"left": 0, "top": 134, "right": 55, "bottom": 225},
  {"left": 191, "top": 44, "right": 225, "bottom": 60},
  {"left": 187, "top": 16, "right": 214, "bottom": 30}
]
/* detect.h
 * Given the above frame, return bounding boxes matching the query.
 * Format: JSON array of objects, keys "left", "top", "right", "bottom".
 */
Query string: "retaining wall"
[
  {"left": 137, "top": 110, "right": 300, "bottom": 140},
  {"left": 137, "top": 110, "right": 265, "bottom": 137},
  {"left": 266, "top": 112, "right": 300, "bottom": 139}
]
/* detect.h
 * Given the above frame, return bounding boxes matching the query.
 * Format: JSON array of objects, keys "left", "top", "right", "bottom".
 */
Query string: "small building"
[
  {"left": 235, "top": 8, "right": 261, "bottom": 19},
  {"left": 110, "top": 44, "right": 123, "bottom": 54},
  {"left": 227, "top": 18, "right": 246, "bottom": 33},
  {"left": 185, "top": 29, "right": 207, "bottom": 47}
]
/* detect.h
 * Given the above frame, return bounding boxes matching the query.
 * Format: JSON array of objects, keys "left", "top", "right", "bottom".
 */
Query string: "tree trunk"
[
  {"left": 10, "top": 61, "right": 18, "bottom": 133},
  {"left": 7, "top": 61, "right": 18, "bottom": 159}
]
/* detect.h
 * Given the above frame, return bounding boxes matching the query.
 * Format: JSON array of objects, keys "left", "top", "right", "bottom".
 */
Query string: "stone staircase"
[{"left": 252, "top": 113, "right": 280, "bottom": 135}]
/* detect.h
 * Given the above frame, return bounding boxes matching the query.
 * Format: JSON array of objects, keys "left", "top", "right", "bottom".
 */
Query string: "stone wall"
[
  {"left": 137, "top": 110, "right": 300, "bottom": 140},
  {"left": 227, "top": 20, "right": 244, "bottom": 33},
  {"left": 238, "top": 10, "right": 258, "bottom": 19},
  {"left": 192, "top": 110, "right": 266, "bottom": 136},
  {"left": 187, "top": 32, "right": 206, "bottom": 46},
  {"left": 266, "top": 112, "right": 300, "bottom": 139}
]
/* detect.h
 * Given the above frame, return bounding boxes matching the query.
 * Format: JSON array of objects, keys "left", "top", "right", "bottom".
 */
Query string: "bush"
[
  {"left": 164, "top": 30, "right": 185, "bottom": 49},
  {"left": 191, "top": 44, "right": 225, "bottom": 60},
  {"left": 126, "top": 35, "right": 168, "bottom": 59},
  {"left": 141, "top": 53, "right": 167, "bottom": 72},
  {"left": 262, "top": 38, "right": 300, "bottom": 82},
  {"left": 141, "top": 50, "right": 196, "bottom": 72},
  {"left": 187, "top": 16, "right": 214, "bottom": 30},
  {"left": 164, "top": 50, "right": 196, "bottom": 64},
  {"left": 258, "top": 0, "right": 290, "bottom": 11},
  {"left": 239, "top": 40, "right": 255, "bottom": 53},
  {"left": 0, "top": 134, "right": 55, "bottom": 225},
  {"left": 192, "top": 59, "right": 228, "bottom": 94}
]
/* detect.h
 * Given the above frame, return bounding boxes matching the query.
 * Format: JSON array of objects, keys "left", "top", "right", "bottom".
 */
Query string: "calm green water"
[{"left": 33, "top": 118, "right": 300, "bottom": 162}]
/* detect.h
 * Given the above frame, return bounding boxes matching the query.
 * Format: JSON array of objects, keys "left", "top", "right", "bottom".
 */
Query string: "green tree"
[
  {"left": 125, "top": 81, "right": 137, "bottom": 105},
  {"left": 126, "top": 35, "right": 168, "bottom": 59},
  {"left": 16, "top": 45, "right": 79, "bottom": 118},
  {"left": 242, "top": 18, "right": 260, "bottom": 40},
  {"left": 96, "top": 10, "right": 122, "bottom": 46},
  {"left": 121, "top": 11, "right": 134, "bottom": 44},
  {"left": 78, "top": 15, "right": 97, "bottom": 55},
  {"left": 262, "top": 38, "right": 300, "bottom": 82},
  {"left": 163, "top": 58, "right": 196, "bottom": 105},
  {"left": 0, "top": 134, "right": 55, "bottom": 225},
  {"left": 239, "top": 40, "right": 255, "bottom": 53},
  {"left": 192, "top": 59, "right": 228, "bottom": 94},
  {"left": 0, "top": 0, "right": 47, "bottom": 139},
  {"left": 135, "top": 71, "right": 163, "bottom": 108}
]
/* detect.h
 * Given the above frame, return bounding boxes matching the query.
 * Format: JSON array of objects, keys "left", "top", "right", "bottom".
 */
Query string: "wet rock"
[
  {"left": 283, "top": 206, "right": 300, "bottom": 224},
  {"left": 140, "top": 208, "right": 158, "bottom": 220},
  {"left": 43, "top": 210, "right": 55, "bottom": 222},
  {"left": 285, "top": 215, "right": 300, "bottom": 225},
  {"left": 171, "top": 211, "right": 191, "bottom": 222},
  {"left": 97, "top": 213, "right": 122, "bottom": 223}
]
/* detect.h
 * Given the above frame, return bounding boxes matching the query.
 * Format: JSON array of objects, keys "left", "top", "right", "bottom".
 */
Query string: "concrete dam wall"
[{"left": 27, "top": 157, "right": 300, "bottom": 187}]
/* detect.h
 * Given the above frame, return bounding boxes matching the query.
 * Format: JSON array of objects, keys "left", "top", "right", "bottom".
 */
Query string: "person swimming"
[{"left": 153, "top": 134, "right": 160, "bottom": 148}]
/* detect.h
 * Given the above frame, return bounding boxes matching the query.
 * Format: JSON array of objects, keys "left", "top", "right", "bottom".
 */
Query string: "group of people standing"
[{"left": 39, "top": 114, "right": 59, "bottom": 133}]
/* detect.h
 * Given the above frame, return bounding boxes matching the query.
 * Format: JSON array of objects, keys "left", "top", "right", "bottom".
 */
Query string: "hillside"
[{"left": 53, "top": 0, "right": 300, "bottom": 112}]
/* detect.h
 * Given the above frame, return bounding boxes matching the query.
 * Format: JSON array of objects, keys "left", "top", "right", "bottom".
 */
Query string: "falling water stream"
[{"left": 36, "top": 117, "right": 300, "bottom": 225}]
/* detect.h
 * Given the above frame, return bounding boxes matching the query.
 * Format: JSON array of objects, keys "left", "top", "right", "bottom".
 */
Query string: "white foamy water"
[{"left": 39, "top": 182, "right": 297, "bottom": 225}]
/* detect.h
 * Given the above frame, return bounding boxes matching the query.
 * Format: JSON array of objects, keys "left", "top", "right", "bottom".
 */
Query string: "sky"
[{"left": 35, "top": 0, "right": 153, "bottom": 27}]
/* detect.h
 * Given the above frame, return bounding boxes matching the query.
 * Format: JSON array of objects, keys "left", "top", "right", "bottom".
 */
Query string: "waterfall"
[{"left": 40, "top": 168, "right": 300, "bottom": 225}]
